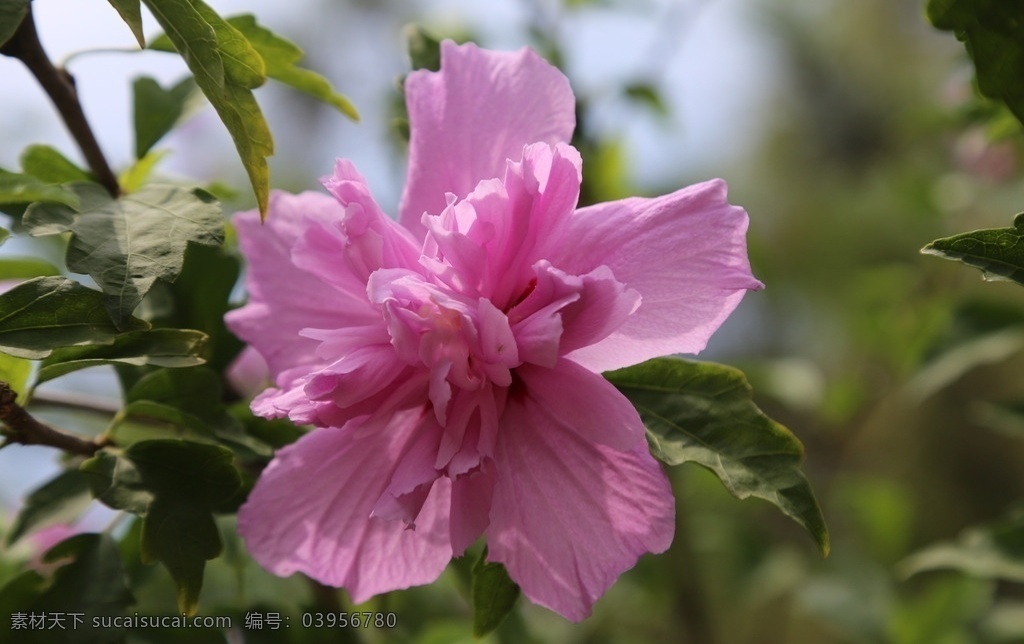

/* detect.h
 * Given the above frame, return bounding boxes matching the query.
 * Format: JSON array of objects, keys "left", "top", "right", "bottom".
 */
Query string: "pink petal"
[
  {"left": 487, "top": 380, "right": 675, "bottom": 621},
  {"left": 400, "top": 41, "right": 575, "bottom": 237},
  {"left": 450, "top": 458, "right": 497, "bottom": 555},
  {"left": 225, "top": 191, "right": 377, "bottom": 381},
  {"left": 557, "top": 179, "right": 764, "bottom": 372},
  {"left": 238, "top": 410, "right": 452, "bottom": 603}
]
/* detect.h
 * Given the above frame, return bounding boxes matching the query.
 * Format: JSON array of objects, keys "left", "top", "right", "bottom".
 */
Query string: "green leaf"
[
  {"left": 0, "top": 276, "right": 148, "bottom": 359},
  {"left": 107, "top": 0, "right": 145, "bottom": 48},
  {"left": 20, "top": 145, "right": 92, "bottom": 183},
  {"left": 133, "top": 76, "right": 198, "bottom": 159},
  {"left": 0, "top": 0, "right": 28, "bottom": 50},
  {"left": 0, "top": 257, "right": 60, "bottom": 280},
  {"left": 471, "top": 548, "right": 520, "bottom": 638},
  {"left": 606, "top": 357, "right": 830, "bottom": 556},
  {"left": 0, "top": 169, "right": 78, "bottom": 207},
  {"left": 226, "top": 15, "right": 359, "bottom": 120},
  {"left": 900, "top": 508, "right": 1024, "bottom": 581},
  {"left": 144, "top": 0, "right": 273, "bottom": 217},
  {"left": 404, "top": 24, "right": 442, "bottom": 72},
  {"left": 5, "top": 469, "right": 92, "bottom": 545},
  {"left": 927, "top": 0, "right": 1024, "bottom": 126},
  {"left": 81, "top": 440, "right": 241, "bottom": 614},
  {"left": 0, "top": 227, "right": 7, "bottom": 246},
  {"left": 623, "top": 82, "right": 668, "bottom": 117},
  {"left": 114, "top": 367, "right": 269, "bottom": 454},
  {"left": 23, "top": 182, "right": 224, "bottom": 327},
  {"left": 119, "top": 149, "right": 168, "bottom": 193},
  {"left": 0, "top": 352, "right": 31, "bottom": 404},
  {"left": 922, "top": 213, "right": 1024, "bottom": 286},
  {"left": 35, "top": 533, "right": 135, "bottom": 627},
  {"left": 36, "top": 329, "right": 207, "bottom": 384}
]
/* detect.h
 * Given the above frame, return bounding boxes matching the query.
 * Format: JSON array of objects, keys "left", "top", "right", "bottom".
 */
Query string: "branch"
[
  {"left": 0, "top": 382, "right": 107, "bottom": 456},
  {"left": 0, "top": 7, "right": 121, "bottom": 197}
]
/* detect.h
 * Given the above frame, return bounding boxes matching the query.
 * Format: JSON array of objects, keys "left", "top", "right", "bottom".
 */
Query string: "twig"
[
  {"left": 0, "top": 381, "right": 107, "bottom": 456},
  {"left": 0, "top": 7, "right": 121, "bottom": 197}
]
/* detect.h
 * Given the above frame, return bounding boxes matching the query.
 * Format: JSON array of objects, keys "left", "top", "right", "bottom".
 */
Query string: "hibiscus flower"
[{"left": 226, "top": 40, "right": 763, "bottom": 621}]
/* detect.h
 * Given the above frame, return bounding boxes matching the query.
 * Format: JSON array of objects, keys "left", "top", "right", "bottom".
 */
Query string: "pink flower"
[{"left": 226, "top": 41, "right": 762, "bottom": 621}]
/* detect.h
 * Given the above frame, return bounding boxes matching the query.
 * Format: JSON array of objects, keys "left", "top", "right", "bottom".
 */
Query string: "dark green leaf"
[
  {"left": 141, "top": 498, "right": 221, "bottom": 615},
  {"left": 20, "top": 145, "right": 91, "bottom": 183},
  {"left": 0, "top": 570, "right": 46, "bottom": 619},
  {"left": 23, "top": 182, "right": 224, "bottom": 326},
  {"left": 606, "top": 357, "right": 830, "bottom": 555},
  {"left": 0, "top": 276, "right": 148, "bottom": 359},
  {"left": 144, "top": 0, "right": 273, "bottom": 217},
  {"left": 922, "top": 213, "right": 1024, "bottom": 286},
  {"left": 0, "top": 0, "right": 28, "bottom": 50},
  {"left": 226, "top": 15, "right": 359, "bottom": 120},
  {"left": 107, "top": 0, "right": 145, "bottom": 48},
  {"left": 80, "top": 440, "right": 241, "bottom": 614},
  {"left": 36, "top": 329, "right": 207, "bottom": 384},
  {"left": 151, "top": 243, "right": 242, "bottom": 373},
  {"left": 900, "top": 507, "right": 1024, "bottom": 581},
  {"left": 133, "top": 76, "right": 198, "bottom": 158},
  {"left": 5, "top": 469, "right": 92, "bottom": 545},
  {"left": 0, "top": 227, "right": 7, "bottom": 246},
  {"left": 0, "top": 169, "right": 78, "bottom": 207},
  {"left": 115, "top": 367, "right": 269, "bottom": 455},
  {"left": 405, "top": 24, "right": 442, "bottom": 71},
  {"left": 471, "top": 548, "right": 520, "bottom": 638},
  {"left": 927, "top": 0, "right": 1024, "bottom": 126},
  {"left": 35, "top": 533, "right": 135, "bottom": 631},
  {"left": 0, "top": 257, "right": 60, "bottom": 280},
  {"left": 623, "top": 82, "right": 668, "bottom": 117}
]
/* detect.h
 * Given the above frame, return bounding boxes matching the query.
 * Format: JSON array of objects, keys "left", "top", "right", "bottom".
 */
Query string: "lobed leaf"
[
  {"left": 0, "top": 0, "right": 28, "bottom": 50},
  {"left": 81, "top": 440, "right": 241, "bottom": 614},
  {"left": 922, "top": 213, "right": 1024, "bottom": 286},
  {"left": 471, "top": 548, "right": 520, "bottom": 638},
  {"left": 133, "top": 76, "right": 198, "bottom": 159},
  {"left": 606, "top": 357, "right": 830, "bottom": 556},
  {"left": 36, "top": 329, "right": 208, "bottom": 384},
  {"left": 5, "top": 469, "right": 92, "bottom": 545},
  {"left": 144, "top": 0, "right": 273, "bottom": 217},
  {"left": 927, "top": 0, "right": 1024, "bottom": 126},
  {"left": 0, "top": 276, "right": 149, "bottom": 359},
  {"left": 106, "top": 0, "right": 145, "bottom": 48},
  {"left": 226, "top": 15, "right": 359, "bottom": 120},
  {"left": 23, "top": 182, "right": 224, "bottom": 327}
]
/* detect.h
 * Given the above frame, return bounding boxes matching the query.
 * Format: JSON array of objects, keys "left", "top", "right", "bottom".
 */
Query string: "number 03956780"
[{"left": 300, "top": 612, "right": 397, "bottom": 629}]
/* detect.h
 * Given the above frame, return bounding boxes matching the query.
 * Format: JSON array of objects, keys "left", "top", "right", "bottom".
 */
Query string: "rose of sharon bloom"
[{"left": 227, "top": 41, "right": 763, "bottom": 621}]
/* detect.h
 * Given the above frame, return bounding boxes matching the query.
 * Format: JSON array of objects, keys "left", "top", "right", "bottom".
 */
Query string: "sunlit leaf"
[
  {"left": 226, "top": 14, "right": 359, "bottom": 120},
  {"left": 106, "top": 0, "right": 144, "bottom": 48},
  {"left": 0, "top": 0, "right": 28, "bottom": 50},
  {"left": 81, "top": 440, "right": 241, "bottom": 614},
  {"left": 0, "top": 170, "right": 77, "bottom": 207},
  {"left": 0, "top": 257, "right": 60, "bottom": 280},
  {"left": 606, "top": 357, "right": 830, "bottom": 556},
  {"left": 5, "top": 469, "right": 92, "bottom": 545},
  {"left": 133, "top": 76, "right": 198, "bottom": 159},
  {"left": 36, "top": 329, "right": 207, "bottom": 384},
  {"left": 928, "top": 0, "right": 1024, "bottom": 126},
  {"left": 23, "top": 182, "right": 224, "bottom": 327},
  {"left": 922, "top": 213, "right": 1024, "bottom": 286},
  {"left": 900, "top": 508, "right": 1024, "bottom": 581},
  {"left": 472, "top": 548, "right": 520, "bottom": 638},
  {"left": 20, "top": 144, "right": 91, "bottom": 183},
  {"left": 119, "top": 149, "right": 169, "bottom": 193},
  {"left": 0, "top": 276, "right": 148, "bottom": 359},
  {"left": 144, "top": 0, "right": 273, "bottom": 217},
  {"left": 0, "top": 352, "right": 31, "bottom": 404}
]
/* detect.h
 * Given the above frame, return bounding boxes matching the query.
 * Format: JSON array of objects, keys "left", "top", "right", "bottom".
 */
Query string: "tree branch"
[
  {"left": 0, "top": 382, "right": 107, "bottom": 456},
  {"left": 0, "top": 7, "right": 121, "bottom": 197}
]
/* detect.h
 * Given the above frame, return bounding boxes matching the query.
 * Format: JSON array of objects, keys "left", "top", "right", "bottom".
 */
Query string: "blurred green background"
[{"left": 7, "top": 0, "right": 1024, "bottom": 642}]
